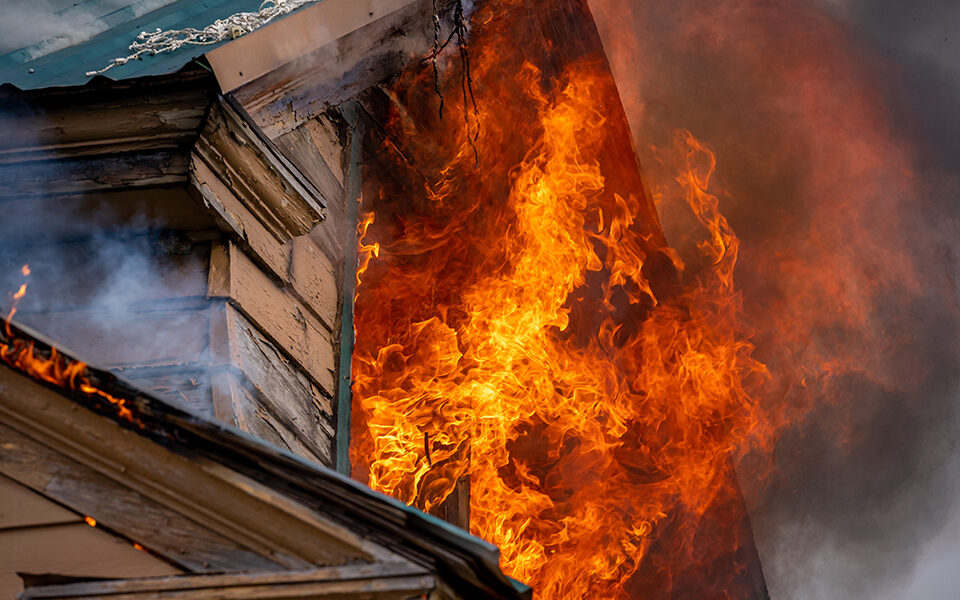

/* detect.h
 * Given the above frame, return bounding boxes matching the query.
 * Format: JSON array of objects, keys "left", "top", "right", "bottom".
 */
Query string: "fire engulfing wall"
[{"left": 350, "top": 0, "right": 772, "bottom": 598}]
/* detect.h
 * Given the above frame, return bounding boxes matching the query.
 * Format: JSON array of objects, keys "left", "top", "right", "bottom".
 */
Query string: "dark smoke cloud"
[{"left": 589, "top": 0, "right": 960, "bottom": 598}]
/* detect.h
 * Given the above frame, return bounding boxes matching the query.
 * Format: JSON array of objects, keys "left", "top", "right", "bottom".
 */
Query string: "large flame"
[{"left": 351, "top": 1, "right": 776, "bottom": 597}]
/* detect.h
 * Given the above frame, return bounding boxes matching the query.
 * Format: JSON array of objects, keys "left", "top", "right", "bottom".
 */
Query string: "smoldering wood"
[{"left": 0, "top": 358, "right": 382, "bottom": 570}]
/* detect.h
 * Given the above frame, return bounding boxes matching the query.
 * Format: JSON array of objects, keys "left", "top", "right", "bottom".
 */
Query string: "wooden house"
[{"left": 0, "top": 0, "right": 768, "bottom": 598}]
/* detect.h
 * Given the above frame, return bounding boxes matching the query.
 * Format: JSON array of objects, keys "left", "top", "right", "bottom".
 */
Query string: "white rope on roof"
[{"left": 85, "top": 0, "right": 315, "bottom": 77}]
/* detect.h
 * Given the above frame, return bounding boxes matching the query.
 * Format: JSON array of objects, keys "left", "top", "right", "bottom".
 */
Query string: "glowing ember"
[{"left": 350, "top": 1, "right": 774, "bottom": 597}]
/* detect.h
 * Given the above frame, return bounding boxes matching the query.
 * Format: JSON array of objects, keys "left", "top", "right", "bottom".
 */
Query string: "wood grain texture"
[
  {"left": 0, "top": 186, "right": 216, "bottom": 245},
  {"left": 0, "top": 424, "right": 283, "bottom": 574},
  {"left": 233, "top": 0, "right": 433, "bottom": 139},
  {"left": 223, "top": 304, "right": 335, "bottom": 465},
  {"left": 191, "top": 155, "right": 291, "bottom": 281},
  {"left": 119, "top": 367, "right": 212, "bottom": 417},
  {"left": 0, "top": 71, "right": 213, "bottom": 163},
  {"left": 304, "top": 116, "right": 346, "bottom": 188},
  {"left": 193, "top": 100, "right": 325, "bottom": 242},
  {"left": 213, "top": 242, "right": 336, "bottom": 396},
  {"left": 0, "top": 366, "right": 377, "bottom": 570},
  {"left": 275, "top": 123, "right": 344, "bottom": 209},
  {"left": 15, "top": 307, "right": 210, "bottom": 370},
  {"left": 290, "top": 235, "right": 339, "bottom": 331}
]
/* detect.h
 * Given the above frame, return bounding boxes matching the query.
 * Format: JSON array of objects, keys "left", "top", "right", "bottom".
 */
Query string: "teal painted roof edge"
[{"left": 1, "top": 0, "right": 274, "bottom": 90}]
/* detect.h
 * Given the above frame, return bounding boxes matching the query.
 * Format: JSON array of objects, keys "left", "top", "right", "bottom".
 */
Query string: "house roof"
[
  {"left": 0, "top": 320, "right": 531, "bottom": 599},
  {"left": 0, "top": 0, "right": 279, "bottom": 90}
]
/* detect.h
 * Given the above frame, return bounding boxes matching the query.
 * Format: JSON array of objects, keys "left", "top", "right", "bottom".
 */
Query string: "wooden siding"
[{"left": 0, "top": 475, "right": 179, "bottom": 599}]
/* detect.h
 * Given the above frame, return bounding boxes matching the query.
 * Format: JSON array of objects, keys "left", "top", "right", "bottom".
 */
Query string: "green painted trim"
[{"left": 335, "top": 101, "right": 364, "bottom": 476}]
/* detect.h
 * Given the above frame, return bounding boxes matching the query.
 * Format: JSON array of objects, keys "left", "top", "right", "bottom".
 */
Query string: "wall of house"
[{"left": 0, "top": 473, "right": 180, "bottom": 598}]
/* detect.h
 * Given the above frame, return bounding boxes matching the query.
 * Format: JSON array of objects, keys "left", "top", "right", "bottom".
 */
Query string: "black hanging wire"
[{"left": 431, "top": 0, "right": 481, "bottom": 165}]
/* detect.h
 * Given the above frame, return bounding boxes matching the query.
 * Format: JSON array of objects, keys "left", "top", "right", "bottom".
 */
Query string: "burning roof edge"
[{"left": 0, "top": 320, "right": 531, "bottom": 600}]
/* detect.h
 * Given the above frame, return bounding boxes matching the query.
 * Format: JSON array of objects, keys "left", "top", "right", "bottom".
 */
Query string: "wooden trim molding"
[
  {"left": 192, "top": 98, "right": 326, "bottom": 243},
  {"left": 20, "top": 562, "right": 436, "bottom": 600}
]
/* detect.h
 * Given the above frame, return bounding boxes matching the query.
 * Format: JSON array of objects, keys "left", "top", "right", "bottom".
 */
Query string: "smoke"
[
  {"left": 0, "top": 170, "right": 213, "bottom": 415},
  {"left": 0, "top": 0, "right": 179, "bottom": 58},
  {"left": 588, "top": 0, "right": 960, "bottom": 598}
]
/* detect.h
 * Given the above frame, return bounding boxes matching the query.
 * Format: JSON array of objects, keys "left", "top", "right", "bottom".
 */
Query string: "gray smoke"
[
  {"left": 0, "top": 157, "right": 213, "bottom": 415},
  {"left": 588, "top": 0, "right": 960, "bottom": 598}
]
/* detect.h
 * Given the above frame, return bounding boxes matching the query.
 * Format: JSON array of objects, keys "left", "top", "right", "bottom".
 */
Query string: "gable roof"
[
  {"left": 0, "top": 320, "right": 531, "bottom": 599},
  {"left": 0, "top": 0, "right": 279, "bottom": 90}
]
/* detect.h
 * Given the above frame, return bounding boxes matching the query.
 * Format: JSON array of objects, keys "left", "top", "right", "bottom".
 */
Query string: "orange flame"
[
  {"left": 350, "top": 2, "right": 777, "bottom": 596},
  {"left": 84, "top": 516, "right": 97, "bottom": 527},
  {"left": 1, "top": 267, "right": 136, "bottom": 423},
  {"left": 356, "top": 211, "right": 380, "bottom": 299}
]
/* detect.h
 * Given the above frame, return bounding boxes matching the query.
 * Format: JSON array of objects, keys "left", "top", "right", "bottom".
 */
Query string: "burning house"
[{"left": 0, "top": 0, "right": 776, "bottom": 598}]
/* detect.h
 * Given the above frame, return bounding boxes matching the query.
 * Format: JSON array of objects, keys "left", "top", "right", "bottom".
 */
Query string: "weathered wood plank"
[
  {"left": 0, "top": 365, "right": 375, "bottom": 569},
  {"left": 14, "top": 307, "right": 210, "bottom": 370},
  {"left": 0, "top": 187, "right": 216, "bottom": 245},
  {"left": 0, "top": 242, "right": 211, "bottom": 316},
  {"left": 0, "top": 151, "right": 190, "bottom": 196},
  {"left": 0, "top": 70, "right": 213, "bottom": 163},
  {"left": 0, "top": 474, "right": 79, "bottom": 530},
  {"left": 209, "top": 243, "right": 336, "bottom": 396},
  {"left": 231, "top": 0, "right": 433, "bottom": 139},
  {"left": 304, "top": 116, "right": 346, "bottom": 188},
  {"left": 190, "top": 155, "right": 291, "bottom": 281},
  {"left": 290, "top": 235, "right": 339, "bottom": 331},
  {"left": 22, "top": 562, "right": 431, "bottom": 598},
  {"left": 0, "top": 522, "right": 180, "bottom": 600},
  {"left": 274, "top": 123, "right": 345, "bottom": 209},
  {"left": 226, "top": 304, "right": 335, "bottom": 464},
  {"left": 193, "top": 100, "right": 325, "bottom": 242},
  {"left": 0, "top": 424, "right": 283, "bottom": 574},
  {"left": 118, "top": 367, "right": 212, "bottom": 417}
]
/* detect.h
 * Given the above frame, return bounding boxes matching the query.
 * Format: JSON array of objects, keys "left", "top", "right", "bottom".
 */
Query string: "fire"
[
  {"left": 84, "top": 516, "right": 97, "bottom": 527},
  {"left": 351, "top": 1, "right": 774, "bottom": 597},
  {"left": 1, "top": 266, "right": 136, "bottom": 423}
]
